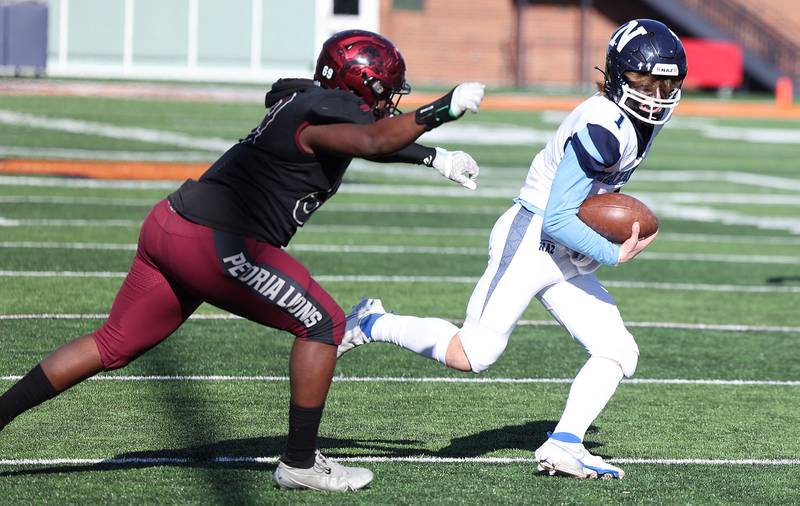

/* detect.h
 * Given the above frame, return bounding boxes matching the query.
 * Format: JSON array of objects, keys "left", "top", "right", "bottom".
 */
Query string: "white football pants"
[{"left": 459, "top": 204, "right": 639, "bottom": 374}]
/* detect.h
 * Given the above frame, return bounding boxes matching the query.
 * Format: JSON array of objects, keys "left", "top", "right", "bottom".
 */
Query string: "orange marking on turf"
[{"left": 0, "top": 159, "right": 207, "bottom": 180}]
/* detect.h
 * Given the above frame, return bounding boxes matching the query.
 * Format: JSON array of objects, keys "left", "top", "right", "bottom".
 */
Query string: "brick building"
[
  {"left": 380, "top": 0, "right": 800, "bottom": 90},
  {"left": 27, "top": 0, "right": 799, "bottom": 92}
]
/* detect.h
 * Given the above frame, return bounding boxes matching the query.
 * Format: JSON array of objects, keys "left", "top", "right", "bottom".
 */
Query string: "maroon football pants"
[{"left": 92, "top": 199, "right": 345, "bottom": 370}]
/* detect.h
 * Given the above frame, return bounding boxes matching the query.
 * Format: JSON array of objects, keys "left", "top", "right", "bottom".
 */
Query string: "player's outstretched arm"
[
  {"left": 369, "top": 144, "right": 480, "bottom": 190},
  {"left": 430, "top": 148, "right": 479, "bottom": 190},
  {"left": 617, "top": 222, "right": 658, "bottom": 264},
  {"left": 299, "top": 82, "right": 485, "bottom": 159}
]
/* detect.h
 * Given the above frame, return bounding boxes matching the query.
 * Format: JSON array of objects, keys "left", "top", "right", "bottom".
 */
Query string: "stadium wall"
[
  {"left": 44, "top": 0, "right": 378, "bottom": 82},
  {"left": 380, "top": 0, "right": 635, "bottom": 88},
  {"left": 381, "top": 0, "right": 800, "bottom": 89},
  {"left": 38, "top": 0, "right": 800, "bottom": 88}
]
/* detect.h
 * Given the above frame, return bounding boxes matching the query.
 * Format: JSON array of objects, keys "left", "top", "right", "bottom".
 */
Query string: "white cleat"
[
  {"left": 273, "top": 450, "right": 374, "bottom": 491},
  {"left": 534, "top": 437, "right": 625, "bottom": 480},
  {"left": 337, "top": 298, "right": 386, "bottom": 358}
]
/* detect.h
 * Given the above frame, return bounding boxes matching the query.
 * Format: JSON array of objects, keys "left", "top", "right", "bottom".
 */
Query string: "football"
[{"left": 578, "top": 193, "right": 659, "bottom": 243}]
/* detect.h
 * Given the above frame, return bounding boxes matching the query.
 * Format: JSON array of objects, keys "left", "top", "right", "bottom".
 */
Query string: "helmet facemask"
[
  {"left": 369, "top": 77, "right": 411, "bottom": 118},
  {"left": 602, "top": 20, "right": 688, "bottom": 126},
  {"left": 618, "top": 72, "right": 683, "bottom": 125}
]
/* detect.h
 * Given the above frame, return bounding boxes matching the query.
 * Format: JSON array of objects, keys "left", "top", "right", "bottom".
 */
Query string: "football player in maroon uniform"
[{"left": 0, "top": 29, "right": 485, "bottom": 491}]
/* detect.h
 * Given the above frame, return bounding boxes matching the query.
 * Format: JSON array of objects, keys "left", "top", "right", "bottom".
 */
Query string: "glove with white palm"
[{"left": 430, "top": 147, "right": 479, "bottom": 190}]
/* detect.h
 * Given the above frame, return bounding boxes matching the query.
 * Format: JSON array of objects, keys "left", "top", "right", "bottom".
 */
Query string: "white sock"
[
  {"left": 367, "top": 314, "right": 458, "bottom": 365},
  {"left": 552, "top": 356, "right": 624, "bottom": 441}
]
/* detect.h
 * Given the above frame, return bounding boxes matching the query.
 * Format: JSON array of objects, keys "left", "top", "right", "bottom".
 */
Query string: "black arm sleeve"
[{"left": 368, "top": 143, "right": 437, "bottom": 166}]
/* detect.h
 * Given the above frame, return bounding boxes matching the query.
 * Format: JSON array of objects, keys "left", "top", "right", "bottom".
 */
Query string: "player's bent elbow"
[{"left": 541, "top": 213, "right": 567, "bottom": 239}]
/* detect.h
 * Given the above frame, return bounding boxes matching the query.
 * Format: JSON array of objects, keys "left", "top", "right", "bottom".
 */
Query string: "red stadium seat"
[{"left": 682, "top": 38, "right": 744, "bottom": 89}]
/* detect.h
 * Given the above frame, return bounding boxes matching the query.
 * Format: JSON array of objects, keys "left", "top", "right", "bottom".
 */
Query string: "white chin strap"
[{"left": 618, "top": 84, "right": 681, "bottom": 125}]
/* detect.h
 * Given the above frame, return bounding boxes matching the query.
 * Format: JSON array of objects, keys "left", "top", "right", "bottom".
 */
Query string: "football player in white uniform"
[{"left": 338, "top": 19, "right": 687, "bottom": 479}]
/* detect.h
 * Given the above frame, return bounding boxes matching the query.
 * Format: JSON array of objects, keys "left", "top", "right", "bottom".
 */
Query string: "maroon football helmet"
[{"left": 314, "top": 29, "right": 410, "bottom": 118}]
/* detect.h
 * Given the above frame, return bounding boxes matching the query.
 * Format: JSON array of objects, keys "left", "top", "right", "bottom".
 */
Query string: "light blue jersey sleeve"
[{"left": 542, "top": 125, "right": 622, "bottom": 266}]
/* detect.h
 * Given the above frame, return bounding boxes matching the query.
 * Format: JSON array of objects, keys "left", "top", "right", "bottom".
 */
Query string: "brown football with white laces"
[{"left": 578, "top": 193, "right": 659, "bottom": 244}]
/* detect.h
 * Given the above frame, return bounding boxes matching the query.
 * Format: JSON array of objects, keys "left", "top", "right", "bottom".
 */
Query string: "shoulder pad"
[
  {"left": 583, "top": 96, "right": 630, "bottom": 132},
  {"left": 571, "top": 123, "right": 622, "bottom": 174},
  {"left": 265, "top": 78, "right": 316, "bottom": 108},
  {"left": 308, "top": 89, "right": 373, "bottom": 125}
]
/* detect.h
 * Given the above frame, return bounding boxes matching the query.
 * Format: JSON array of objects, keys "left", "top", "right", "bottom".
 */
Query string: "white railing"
[{"left": 47, "top": 0, "right": 379, "bottom": 82}]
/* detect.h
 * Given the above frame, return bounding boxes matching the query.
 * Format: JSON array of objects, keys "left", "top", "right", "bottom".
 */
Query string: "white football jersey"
[{"left": 518, "top": 94, "right": 663, "bottom": 210}]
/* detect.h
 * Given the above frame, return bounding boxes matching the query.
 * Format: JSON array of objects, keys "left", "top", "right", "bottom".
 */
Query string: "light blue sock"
[{"left": 550, "top": 432, "right": 582, "bottom": 443}]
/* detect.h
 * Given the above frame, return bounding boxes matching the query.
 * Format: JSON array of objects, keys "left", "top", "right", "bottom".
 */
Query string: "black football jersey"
[{"left": 169, "top": 79, "right": 373, "bottom": 246}]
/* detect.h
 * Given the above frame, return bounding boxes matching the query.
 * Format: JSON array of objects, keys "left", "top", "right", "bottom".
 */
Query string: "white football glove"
[
  {"left": 431, "top": 147, "right": 479, "bottom": 190},
  {"left": 449, "top": 82, "right": 486, "bottom": 117}
]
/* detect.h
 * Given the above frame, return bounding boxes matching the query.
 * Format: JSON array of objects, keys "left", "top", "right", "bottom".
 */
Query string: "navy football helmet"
[
  {"left": 603, "top": 19, "right": 687, "bottom": 125},
  {"left": 314, "top": 29, "right": 411, "bottom": 118}
]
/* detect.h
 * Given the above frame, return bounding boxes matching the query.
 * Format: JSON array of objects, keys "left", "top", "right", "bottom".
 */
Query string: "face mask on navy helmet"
[{"left": 603, "top": 19, "right": 688, "bottom": 125}]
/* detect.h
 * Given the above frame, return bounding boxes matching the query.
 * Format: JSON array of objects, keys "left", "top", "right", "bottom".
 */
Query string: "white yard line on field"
[
  {"left": 0, "top": 146, "right": 214, "bottom": 162},
  {"left": 0, "top": 456, "right": 798, "bottom": 467},
  {"left": 2, "top": 313, "right": 798, "bottom": 333},
  {"left": 0, "top": 241, "right": 137, "bottom": 251},
  {"left": 644, "top": 193, "right": 800, "bottom": 206},
  {"left": 0, "top": 195, "right": 507, "bottom": 214},
  {"left": 4, "top": 164, "right": 800, "bottom": 195},
  {"left": 635, "top": 251, "right": 800, "bottom": 265},
  {"left": 0, "top": 175, "right": 181, "bottom": 190},
  {"left": 4, "top": 169, "right": 799, "bottom": 201},
  {"left": 0, "top": 196, "right": 156, "bottom": 206},
  {"left": 7, "top": 189, "right": 799, "bottom": 207},
  {"left": 5, "top": 204, "right": 798, "bottom": 237},
  {"left": 650, "top": 203, "right": 800, "bottom": 235},
  {"left": 4, "top": 169, "right": 800, "bottom": 194},
  {"left": 343, "top": 186, "right": 800, "bottom": 207},
  {"left": 313, "top": 276, "right": 800, "bottom": 294},
  {"left": 4, "top": 109, "right": 800, "bottom": 153},
  {"left": 0, "top": 218, "right": 141, "bottom": 227},
  {"left": 659, "top": 232, "right": 800, "bottom": 246},
  {"left": 2, "top": 241, "right": 799, "bottom": 265},
  {"left": 0, "top": 375, "right": 798, "bottom": 386},
  {"left": 298, "top": 244, "right": 800, "bottom": 265},
  {"left": 423, "top": 120, "right": 800, "bottom": 145},
  {"left": 2, "top": 217, "right": 798, "bottom": 247},
  {"left": 1, "top": 270, "right": 798, "bottom": 293},
  {"left": 0, "top": 110, "right": 230, "bottom": 152},
  {"left": 638, "top": 170, "right": 800, "bottom": 192},
  {"left": 0, "top": 270, "right": 126, "bottom": 278}
]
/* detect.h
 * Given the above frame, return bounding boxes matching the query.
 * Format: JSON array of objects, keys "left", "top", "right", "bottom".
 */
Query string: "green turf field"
[{"left": 1, "top": 89, "right": 799, "bottom": 504}]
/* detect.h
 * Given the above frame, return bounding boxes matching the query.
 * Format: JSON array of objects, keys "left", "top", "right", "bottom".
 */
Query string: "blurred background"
[{"left": 0, "top": 0, "right": 797, "bottom": 100}]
